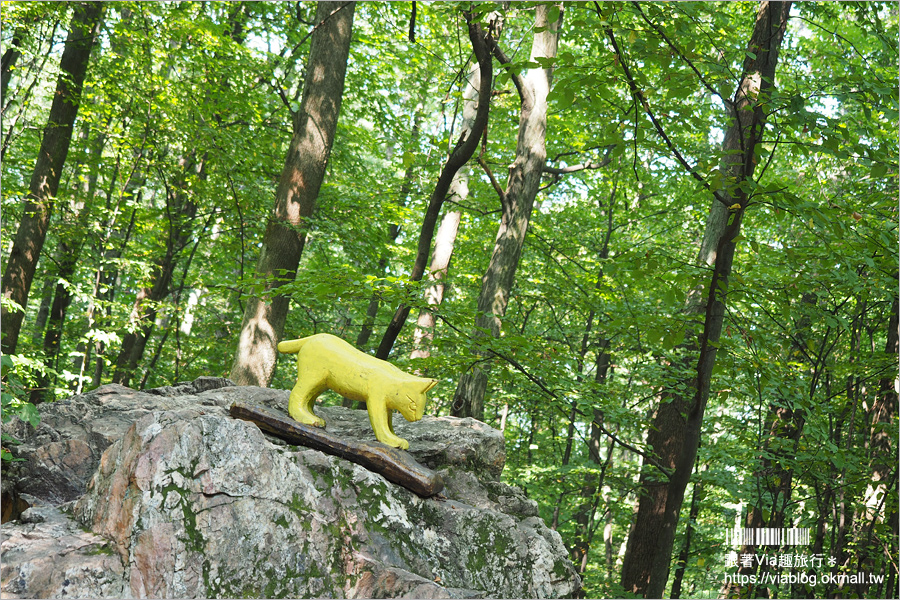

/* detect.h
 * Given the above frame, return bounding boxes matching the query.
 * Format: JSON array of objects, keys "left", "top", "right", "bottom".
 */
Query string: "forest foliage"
[{"left": 1, "top": 2, "right": 897, "bottom": 598}]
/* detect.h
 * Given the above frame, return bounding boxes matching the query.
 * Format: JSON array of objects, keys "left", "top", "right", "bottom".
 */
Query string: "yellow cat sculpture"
[{"left": 277, "top": 334, "right": 438, "bottom": 450}]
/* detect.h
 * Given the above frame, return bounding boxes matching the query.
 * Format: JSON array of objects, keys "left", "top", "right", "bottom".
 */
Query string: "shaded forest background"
[{"left": 1, "top": 2, "right": 897, "bottom": 598}]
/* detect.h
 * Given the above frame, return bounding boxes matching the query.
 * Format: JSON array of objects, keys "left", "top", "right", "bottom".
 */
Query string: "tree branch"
[
  {"left": 290, "top": 2, "right": 355, "bottom": 60},
  {"left": 596, "top": 2, "right": 729, "bottom": 207},
  {"left": 548, "top": 143, "right": 612, "bottom": 164},
  {"left": 435, "top": 313, "right": 673, "bottom": 479},
  {"left": 408, "top": 1, "right": 417, "bottom": 43},
  {"left": 542, "top": 144, "right": 616, "bottom": 175},
  {"left": 272, "top": 82, "right": 293, "bottom": 115},
  {"left": 477, "top": 155, "right": 505, "bottom": 200},
  {"left": 487, "top": 37, "right": 525, "bottom": 103},
  {"left": 631, "top": 2, "right": 730, "bottom": 109},
  {"left": 589, "top": 416, "right": 673, "bottom": 479},
  {"left": 375, "top": 11, "right": 494, "bottom": 359},
  {"left": 538, "top": 145, "right": 616, "bottom": 192}
]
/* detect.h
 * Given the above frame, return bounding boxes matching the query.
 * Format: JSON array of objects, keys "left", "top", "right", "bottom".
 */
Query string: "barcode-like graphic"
[{"left": 725, "top": 527, "right": 811, "bottom": 547}]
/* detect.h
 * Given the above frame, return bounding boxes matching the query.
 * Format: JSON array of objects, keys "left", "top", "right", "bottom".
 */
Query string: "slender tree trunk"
[
  {"left": 229, "top": 1, "right": 356, "bottom": 386},
  {"left": 30, "top": 126, "right": 107, "bottom": 403},
  {"left": 2, "top": 19, "right": 62, "bottom": 163},
  {"left": 112, "top": 157, "right": 202, "bottom": 386},
  {"left": 620, "top": 3, "right": 792, "bottom": 597},
  {"left": 79, "top": 180, "right": 141, "bottom": 392},
  {"left": 31, "top": 279, "right": 54, "bottom": 346},
  {"left": 1, "top": 2, "right": 104, "bottom": 355},
  {"left": 410, "top": 62, "right": 481, "bottom": 361},
  {"left": 355, "top": 103, "right": 426, "bottom": 355},
  {"left": 564, "top": 180, "right": 617, "bottom": 561},
  {"left": 139, "top": 213, "right": 212, "bottom": 390},
  {"left": 570, "top": 403, "right": 612, "bottom": 568},
  {"left": 374, "top": 14, "right": 493, "bottom": 361},
  {"left": 1, "top": 25, "right": 28, "bottom": 100},
  {"left": 407, "top": 206, "right": 462, "bottom": 358},
  {"left": 29, "top": 260, "right": 76, "bottom": 401},
  {"left": 670, "top": 474, "right": 704, "bottom": 599},
  {"left": 725, "top": 292, "right": 816, "bottom": 597},
  {"left": 112, "top": 7, "right": 247, "bottom": 386},
  {"left": 859, "top": 297, "right": 899, "bottom": 582},
  {"left": 451, "top": 4, "right": 562, "bottom": 421},
  {"left": 870, "top": 297, "right": 899, "bottom": 486},
  {"left": 355, "top": 251, "right": 393, "bottom": 350}
]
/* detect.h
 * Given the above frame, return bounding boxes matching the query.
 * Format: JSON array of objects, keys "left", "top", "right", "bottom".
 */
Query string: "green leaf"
[{"left": 871, "top": 162, "right": 888, "bottom": 179}]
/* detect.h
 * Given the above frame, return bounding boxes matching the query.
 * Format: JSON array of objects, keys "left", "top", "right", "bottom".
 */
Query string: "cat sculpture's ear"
[{"left": 421, "top": 378, "right": 438, "bottom": 393}]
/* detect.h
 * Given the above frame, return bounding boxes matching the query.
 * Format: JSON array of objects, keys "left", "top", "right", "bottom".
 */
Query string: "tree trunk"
[
  {"left": 374, "top": 13, "right": 493, "bottom": 361},
  {"left": 78, "top": 182, "right": 141, "bottom": 392},
  {"left": 410, "top": 61, "right": 481, "bottom": 362},
  {"left": 355, "top": 103, "right": 426, "bottom": 355},
  {"left": 451, "top": 4, "right": 562, "bottom": 421},
  {"left": 670, "top": 474, "right": 704, "bottom": 599},
  {"left": 30, "top": 126, "right": 107, "bottom": 403},
  {"left": 229, "top": 1, "right": 356, "bottom": 386},
  {"left": 112, "top": 7, "right": 246, "bottom": 386},
  {"left": 31, "top": 279, "right": 54, "bottom": 346},
  {"left": 870, "top": 296, "right": 898, "bottom": 485},
  {"left": 565, "top": 180, "right": 617, "bottom": 565},
  {"left": 620, "top": 3, "right": 792, "bottom": 597},
  {"left": 112, "top": 158, "right": 202, "bottom": 386},
  {"left": 407, "top": 207, "right": 461, "bottom": 359},
  {"left": 859, "top": 296, "right": 899, "bottom": 583},
  {"left": 1, "top": 2, "right": 104, "bottom": 355},
  {"left": 1, "top": 25, "right": 27, "bottom": 100},
  {"left": 139, "top": 214, "right": 212, "bottom": 390},
  {"left": 73, "top": 16, "right": 145, "bottom": 388},
  {"left": 28, "top": 254, "right": 76, "bottom": 402},
  {"left": 724, "top": 292, "right": 816, "bottom": 597}
]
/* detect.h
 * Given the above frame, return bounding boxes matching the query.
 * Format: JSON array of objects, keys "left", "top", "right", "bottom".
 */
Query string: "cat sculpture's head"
[{"left": 392, "top": 377, "right": 438, "bottom": 423}]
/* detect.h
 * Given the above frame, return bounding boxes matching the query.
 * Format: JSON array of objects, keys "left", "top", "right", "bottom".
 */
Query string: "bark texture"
[
  {"left": 1, "top": 2, "right": 104, "bottom": 355},
  {"left": 452, "top": 4, "right": 562, "bottom": 421},
  {"left": 229, "top": 2, "right": 356, "bottom": 386},
  {"left": 619, "top": 3, "right": 793, "bottom": 597}
]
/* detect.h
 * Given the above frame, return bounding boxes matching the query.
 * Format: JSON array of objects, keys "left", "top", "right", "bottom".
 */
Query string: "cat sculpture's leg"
[
  {"left": 386, "top": 409, "right": 395, "bottom": 436},
  {"left": 288, "top": 360, "right": 327, "bottom": 427},
  {"left": 366, "top": 396, "right": 409, "bottom": 449}
]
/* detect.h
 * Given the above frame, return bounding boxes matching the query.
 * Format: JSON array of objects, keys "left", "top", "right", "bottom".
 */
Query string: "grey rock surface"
[
  {"left": 2, "top": 378, "right": 580, "bottom": 598},
  {"left": 0, "top": 503, "right": 127, "bottom": 599},
  {"left": 2, "top": 377, "right": 236, "bottom": 506}
]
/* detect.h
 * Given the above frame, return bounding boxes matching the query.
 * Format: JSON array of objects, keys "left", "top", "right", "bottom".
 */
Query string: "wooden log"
[{"left": 229, "top": 402, "right": 444, "bottom": 498}]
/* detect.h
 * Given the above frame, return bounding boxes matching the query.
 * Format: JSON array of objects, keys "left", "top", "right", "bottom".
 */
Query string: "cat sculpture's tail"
[{"left": 277, "top": 338, "right": 309, "bottom": 354}]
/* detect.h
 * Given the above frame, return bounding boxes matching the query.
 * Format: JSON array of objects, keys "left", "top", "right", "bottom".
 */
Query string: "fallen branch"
[{"left": 230, "top": 402, "right": 444, "bottom": 498}]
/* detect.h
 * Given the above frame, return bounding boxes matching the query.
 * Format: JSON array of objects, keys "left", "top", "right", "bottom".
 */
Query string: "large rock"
[
  {"left": 2, "top": 377, "right": 238, "bottom": 507},
  {"left": 2, "top": 379, "right": 580, "bottom": 599}
]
